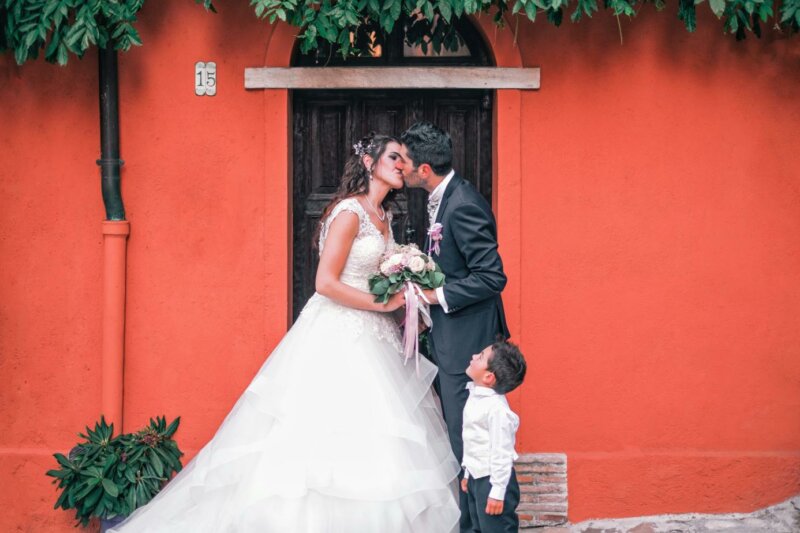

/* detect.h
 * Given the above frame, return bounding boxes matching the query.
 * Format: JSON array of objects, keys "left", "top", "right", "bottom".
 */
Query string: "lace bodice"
[
  {"left": 318, "top": 197, "right": 394, "bottom": 291},
  {"left": 303, "top": 198, "right": 401, "bottom": 351}
]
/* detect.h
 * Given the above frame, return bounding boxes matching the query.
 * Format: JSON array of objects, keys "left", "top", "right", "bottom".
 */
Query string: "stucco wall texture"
[{"left": 1, "top": 1, "right": 798, "bottom": 530}]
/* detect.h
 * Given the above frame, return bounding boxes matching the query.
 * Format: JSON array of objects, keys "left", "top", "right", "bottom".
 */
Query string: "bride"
[{"left": 110, "top": 133, "right": 461, "bottom": 532}]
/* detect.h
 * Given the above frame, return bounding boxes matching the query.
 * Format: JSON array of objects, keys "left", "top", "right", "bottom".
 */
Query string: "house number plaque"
[{"left": 195, "top": 61, "right": 217, "bottom": 96}]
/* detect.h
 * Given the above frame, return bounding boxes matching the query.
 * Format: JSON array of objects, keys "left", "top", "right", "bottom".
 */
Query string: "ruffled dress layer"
[{"left": 110, "top": 198, "right": 460, "bottom": 532}]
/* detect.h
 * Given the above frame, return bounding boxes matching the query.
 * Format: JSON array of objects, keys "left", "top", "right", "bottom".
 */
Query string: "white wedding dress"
[{"left": 110, "top": 198, "right": 460, "bottom": 532}]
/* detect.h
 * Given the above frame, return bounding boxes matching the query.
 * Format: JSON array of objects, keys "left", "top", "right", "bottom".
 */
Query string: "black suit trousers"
[
  {"left": 433, "top": 369, "right": 472, "bottom": 532},
  {"left": 466, "top": 470, "right": 520, "bottom": 533}
]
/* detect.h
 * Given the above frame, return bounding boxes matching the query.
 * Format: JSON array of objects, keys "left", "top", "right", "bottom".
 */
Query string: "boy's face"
[{"left": 466, "top": 345, "right": 496, "bottom": 388}]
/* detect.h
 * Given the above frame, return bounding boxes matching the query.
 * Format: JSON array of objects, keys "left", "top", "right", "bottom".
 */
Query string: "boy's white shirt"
[{"left": 461, "top": 382, "right": 520, "bottom": 501}]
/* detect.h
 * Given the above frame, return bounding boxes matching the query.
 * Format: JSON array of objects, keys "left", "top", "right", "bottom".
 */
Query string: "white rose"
[
  {"left": 409, "top": 256, "right": 426, "bottom": 273},
  {"left": 426, "top": 258, "right": 436, "bottom": 271},
  {"left": 381, "top": 254, "right": 403, "bottom": 275}
]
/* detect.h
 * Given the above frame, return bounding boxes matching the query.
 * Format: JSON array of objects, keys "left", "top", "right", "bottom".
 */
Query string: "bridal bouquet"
[
  {"left": 369, "top": 243, "right": 445, "bottom": 304},
  {"left": 369, "top": 244, "right": 445, "bottom": 374}
]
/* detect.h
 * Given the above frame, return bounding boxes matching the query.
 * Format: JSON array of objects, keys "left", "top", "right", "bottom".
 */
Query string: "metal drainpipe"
[{"left": 98, "top": 46, "right": 129, "bottom": 432}]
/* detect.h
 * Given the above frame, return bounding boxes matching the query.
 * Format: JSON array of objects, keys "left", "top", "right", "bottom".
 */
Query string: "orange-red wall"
[
  {"left": 1, "top": 2, "right": 798, "bottom": 530},
  {"left": 510, "top": 9, "right": 800, "bottom": 518}
]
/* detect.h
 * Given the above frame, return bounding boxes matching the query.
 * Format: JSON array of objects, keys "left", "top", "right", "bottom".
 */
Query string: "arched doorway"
[{"left": 291, "top": 17, "right": 495, "bottom": 320}]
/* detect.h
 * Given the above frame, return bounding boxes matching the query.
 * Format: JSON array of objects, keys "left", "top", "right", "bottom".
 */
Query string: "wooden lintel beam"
[{"left": 244, "top": 67, "right": 540, "bottom": 90}]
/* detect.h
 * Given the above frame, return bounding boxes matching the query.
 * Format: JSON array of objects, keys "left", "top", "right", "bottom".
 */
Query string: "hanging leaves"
[
  {"left": 249, "top": 0, "right": 799, "bottom": 56},
  {"left": 0, "top": 0, "right": 796, "bottom": 66},
  {"left": 0, "top": 0, "right": 215, "bottom": 65}
]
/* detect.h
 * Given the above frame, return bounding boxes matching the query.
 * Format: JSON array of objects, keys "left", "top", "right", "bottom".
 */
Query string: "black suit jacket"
[{"left": 427, "top": 175, "right": 510, "bottom": 374}]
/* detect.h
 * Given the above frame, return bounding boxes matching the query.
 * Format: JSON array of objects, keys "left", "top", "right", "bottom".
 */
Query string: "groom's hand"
[
  {"left": 421, "top": 289, "right": 439, "bottom": 305},
  {"left": 485, "top": 498, "right": 504, "bottom": 515},
  {"left": 460, "top": 478, "right": 468, "bottom": 493}
]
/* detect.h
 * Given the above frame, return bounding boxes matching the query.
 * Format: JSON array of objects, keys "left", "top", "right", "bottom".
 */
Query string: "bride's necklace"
[{"left": 364, "top": 195, "right": 386, "bottom": 222}]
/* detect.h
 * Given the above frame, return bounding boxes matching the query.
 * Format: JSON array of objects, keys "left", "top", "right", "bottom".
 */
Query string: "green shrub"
[{"left": 46, "top": 416, "right": 183, "bottom": 527}]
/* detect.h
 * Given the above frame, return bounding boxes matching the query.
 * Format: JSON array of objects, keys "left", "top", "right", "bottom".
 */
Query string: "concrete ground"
[{"left": 538, "top": 495, "right": 800, "bottom": 532}]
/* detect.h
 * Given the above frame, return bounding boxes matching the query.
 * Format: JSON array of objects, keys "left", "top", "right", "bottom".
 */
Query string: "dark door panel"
[{"left": 292, "top": 89, "right": 492, "bottom": 320}]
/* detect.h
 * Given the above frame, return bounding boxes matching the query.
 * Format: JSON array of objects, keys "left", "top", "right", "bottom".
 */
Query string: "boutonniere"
[{"left": 427, "top": 223, "right": 443, "bottom": 256}]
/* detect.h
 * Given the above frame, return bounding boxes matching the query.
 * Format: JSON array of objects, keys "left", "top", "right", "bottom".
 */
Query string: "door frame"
[{"left": 256, "top": 15, "right": 524, "bottom": 348}]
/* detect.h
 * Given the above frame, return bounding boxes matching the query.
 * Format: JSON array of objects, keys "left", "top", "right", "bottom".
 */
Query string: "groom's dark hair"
[
  {"left": 489, "top": 339, "right": 527, "bottom": 394},
  {"left": 400, "top": 122, "right": 453, "bottom": 176}
]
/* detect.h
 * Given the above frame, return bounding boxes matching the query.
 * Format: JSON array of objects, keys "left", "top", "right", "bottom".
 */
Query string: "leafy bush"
[{"left": 46, "top": 416, "right": 183, "bottom": 527}]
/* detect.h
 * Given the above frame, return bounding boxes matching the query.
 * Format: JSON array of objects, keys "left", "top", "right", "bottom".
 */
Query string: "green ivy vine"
[
  {"left": 0, "top": 0, "right": 797, "bottom": 66},
  {"left": 0, "top": 0, "right": 214, "bottom": 65}
]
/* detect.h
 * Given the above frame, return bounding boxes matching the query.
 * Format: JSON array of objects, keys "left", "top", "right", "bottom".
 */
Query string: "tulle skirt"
[{"left": 110, "top": 294, "right": 461, "bottom": 532}]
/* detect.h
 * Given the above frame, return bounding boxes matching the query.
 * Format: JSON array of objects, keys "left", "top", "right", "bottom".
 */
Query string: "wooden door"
[{"left": 291, "top": 89, "right": 492, "bottom": 320}]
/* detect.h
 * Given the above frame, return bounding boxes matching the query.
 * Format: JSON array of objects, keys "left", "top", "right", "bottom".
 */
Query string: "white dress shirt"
[
  {"left": 429, "top": 170, "right": 455, "bottom": 313},
  {"left": 461, "top": 383, "right": 520, "bottom": 501}
]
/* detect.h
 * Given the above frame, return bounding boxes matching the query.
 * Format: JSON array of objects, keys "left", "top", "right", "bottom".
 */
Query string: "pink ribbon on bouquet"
[{"left": 402, "top": 281, "right": 432, "bottom": 376}]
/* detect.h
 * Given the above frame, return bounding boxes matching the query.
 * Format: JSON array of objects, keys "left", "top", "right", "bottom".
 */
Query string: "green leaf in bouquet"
[
  {"left": 389, "top": 281, "right": 405, "bottom": 294},
  {"left": 373, "top": 291, "right": 391, "bottom": 304},
  {"left": 416, "top": 279, "right": 434, "bottom": 290},
  {"left": 370, "top": 278, "right": 391, "bottom": 295},
  {"left": 430, "top": 271, "right": 446, "bottom": 287}
]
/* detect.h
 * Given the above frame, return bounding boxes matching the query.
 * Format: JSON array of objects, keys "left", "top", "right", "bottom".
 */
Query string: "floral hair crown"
[{"left": 353, "top": 140, "right": 375, "bottom": 157}]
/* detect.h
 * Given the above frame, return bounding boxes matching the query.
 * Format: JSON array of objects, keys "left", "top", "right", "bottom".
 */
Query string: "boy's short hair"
[
  {"left": 400, "top": 121, "right": 453, "bottom": 176},
  {"left": 488, "top": 340, "right": 526, "bottom": 394}
]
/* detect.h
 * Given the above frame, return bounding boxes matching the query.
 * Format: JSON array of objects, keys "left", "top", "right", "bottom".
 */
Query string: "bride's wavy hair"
[{"left": 314, "top": 132, "right": 399, "bottom": 248}]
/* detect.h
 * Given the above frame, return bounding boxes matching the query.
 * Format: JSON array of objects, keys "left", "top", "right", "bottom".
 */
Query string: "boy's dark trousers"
[{"left": 465, "top": 469, "right": 520, "bottom": 533}]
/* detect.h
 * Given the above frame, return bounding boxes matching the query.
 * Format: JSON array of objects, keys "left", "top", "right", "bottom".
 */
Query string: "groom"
[{"left": 400, "top": 122, "right": 510, "bottom": 532}]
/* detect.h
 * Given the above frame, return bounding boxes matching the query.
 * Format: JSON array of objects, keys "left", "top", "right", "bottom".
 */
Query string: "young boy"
[{"left": 461, "top": 340, "right": 527, "bottom": 533}]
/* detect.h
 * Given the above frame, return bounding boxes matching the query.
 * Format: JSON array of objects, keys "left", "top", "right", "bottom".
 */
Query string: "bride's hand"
[
  {"left": 418, "top": 316, "right": 429, "bottom": 333},
  {"left": 381, "top": 291, "right": 406, "bottom": 312}
]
